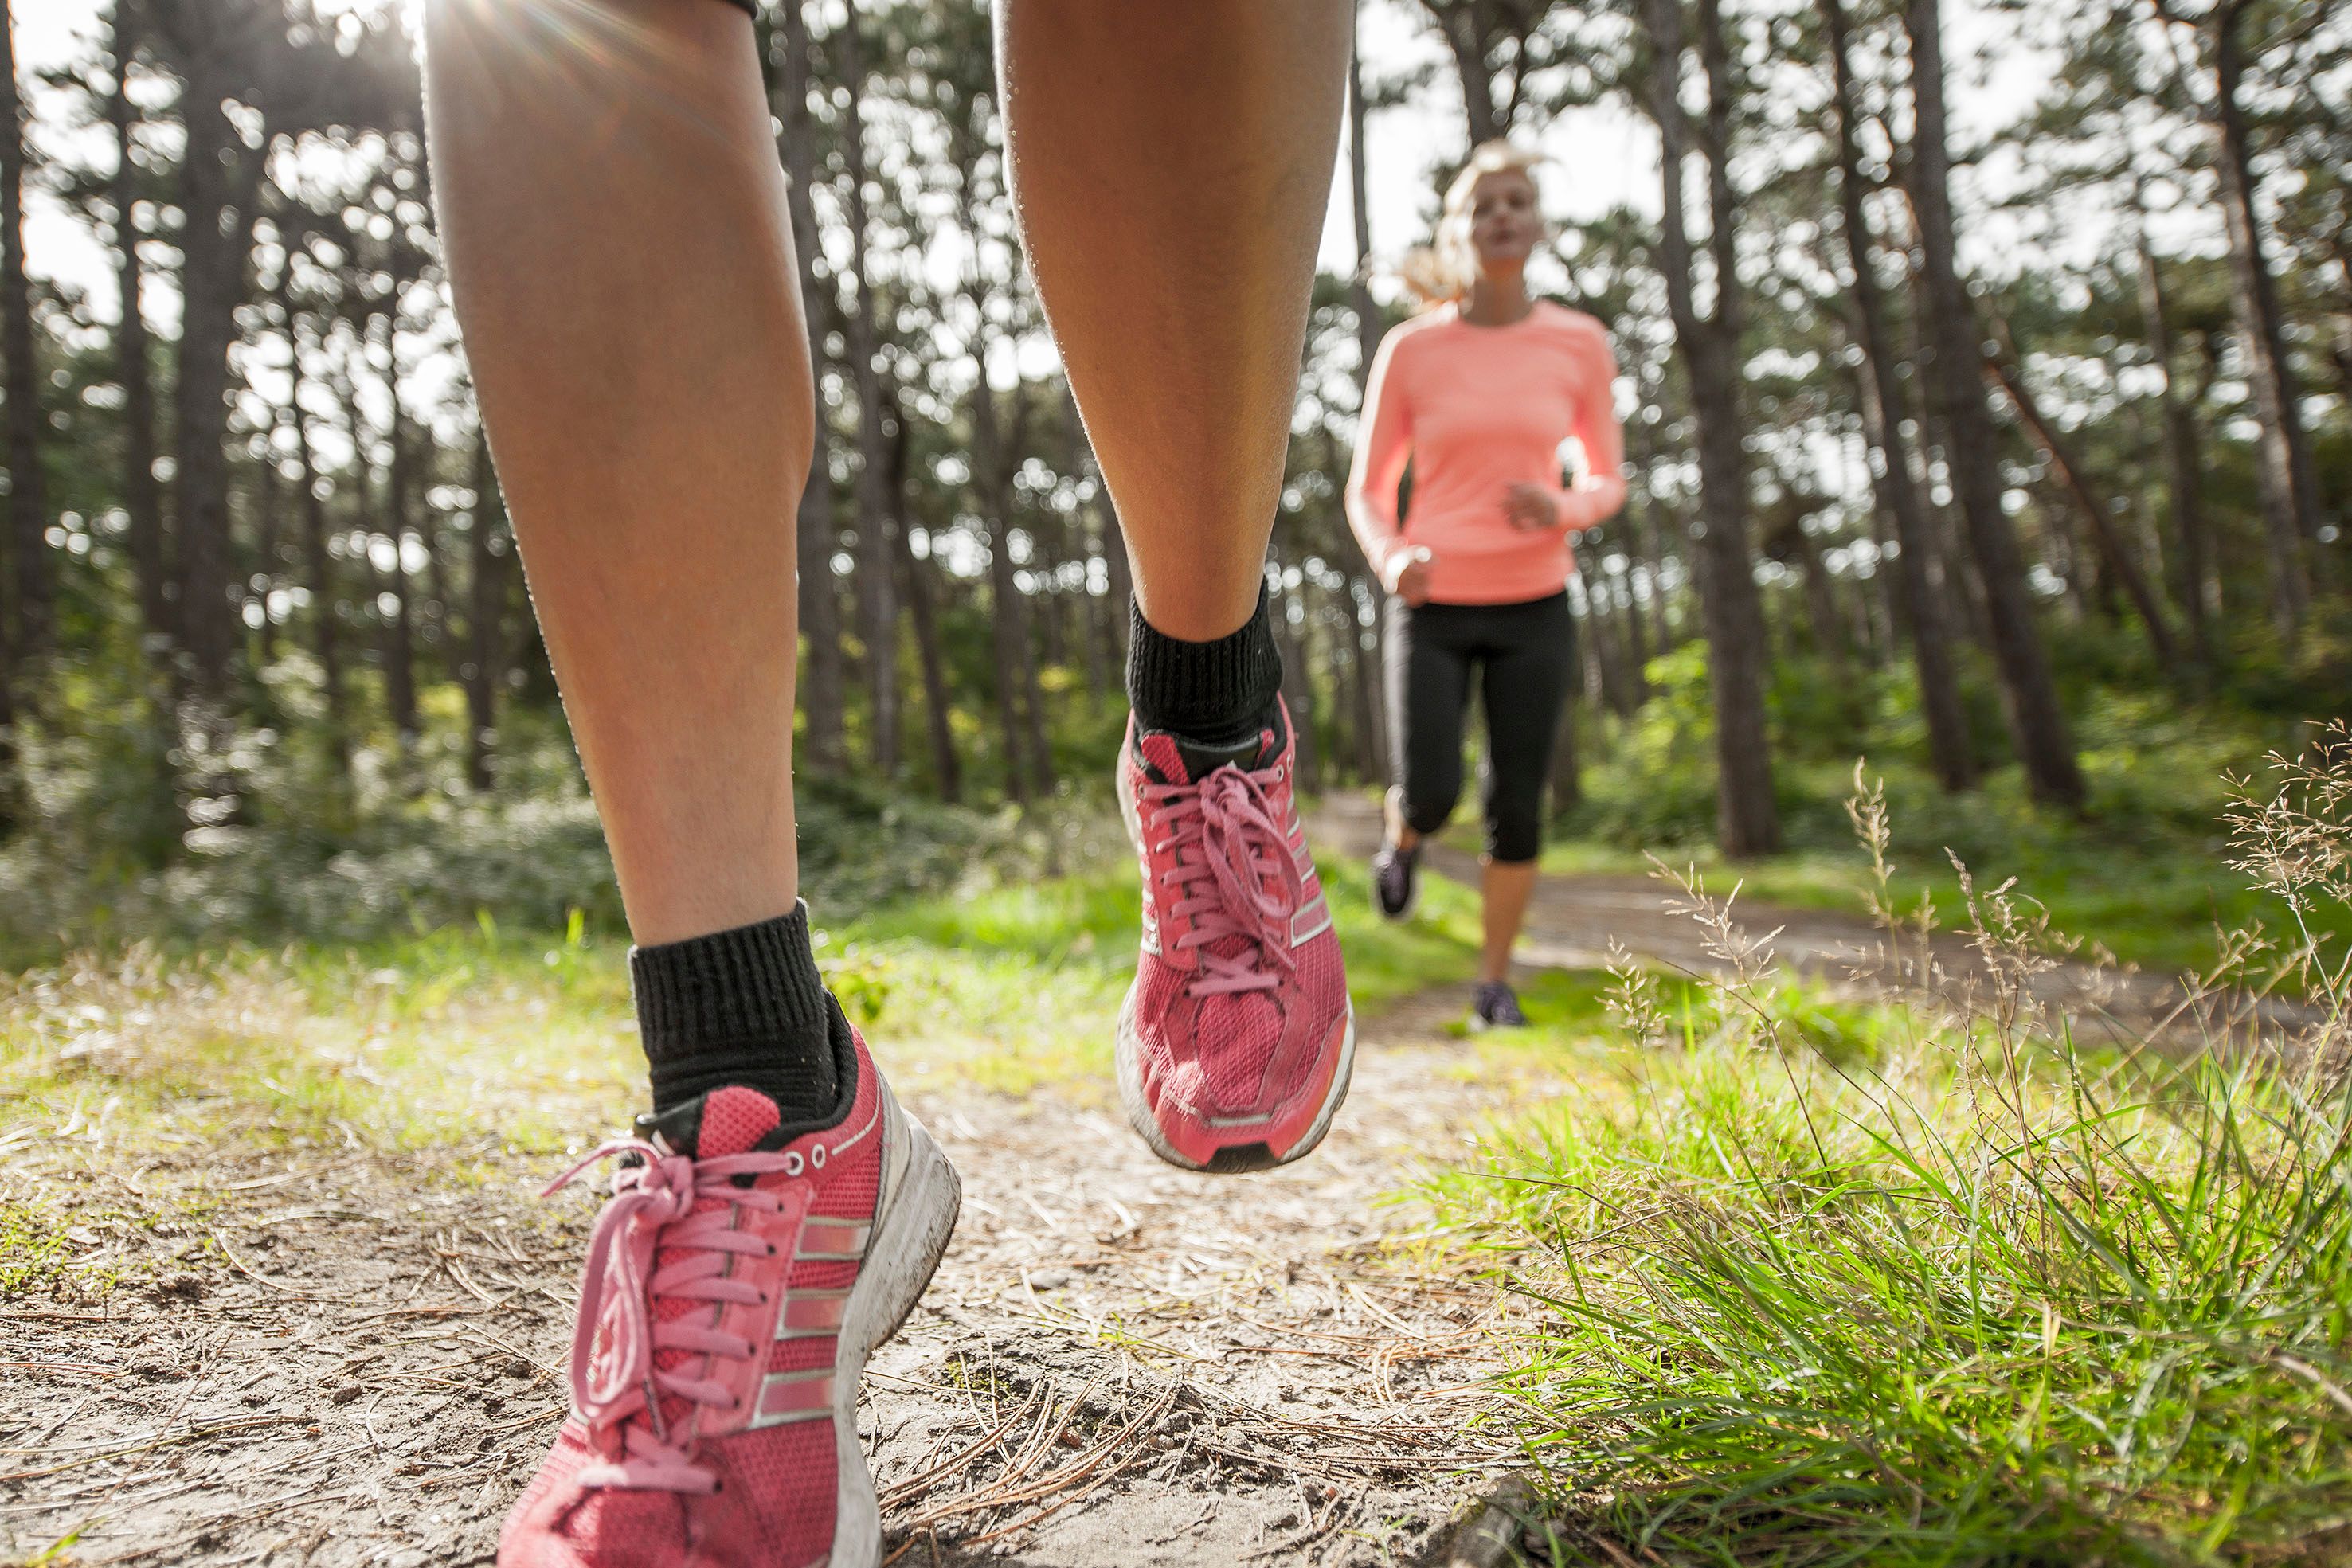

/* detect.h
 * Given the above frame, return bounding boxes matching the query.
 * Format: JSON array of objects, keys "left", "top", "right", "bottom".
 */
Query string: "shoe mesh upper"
[{"left": 503, "top": 1062, "right": 890, "bottom": 1567}]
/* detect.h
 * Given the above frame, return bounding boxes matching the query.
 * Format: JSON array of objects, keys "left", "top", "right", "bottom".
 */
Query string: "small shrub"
[{"left": 1438, "top": 730, "right": 2352, "bottom": 1564}]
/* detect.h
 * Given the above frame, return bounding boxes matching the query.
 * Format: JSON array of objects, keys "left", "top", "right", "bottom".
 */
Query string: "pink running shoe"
[
  {"left": 1116, "top": 697, "right": 1354, "bottom": 1172},
  {"left": 499, "top": 1022, "right": 959, "bottom": 1568}
]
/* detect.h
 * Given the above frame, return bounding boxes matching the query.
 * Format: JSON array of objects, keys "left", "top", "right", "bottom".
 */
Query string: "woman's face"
[{"left": 1466, "top": 170, "right": 1541, "bottom": 273}]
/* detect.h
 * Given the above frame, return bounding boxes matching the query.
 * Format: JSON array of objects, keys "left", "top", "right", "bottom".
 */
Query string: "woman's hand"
[
  {"left": 1502, "top": 482, "right": 1562, "bottom": 532},
  {"left": 1384, "top": 545, "right": 1435, "bottom": 606}
]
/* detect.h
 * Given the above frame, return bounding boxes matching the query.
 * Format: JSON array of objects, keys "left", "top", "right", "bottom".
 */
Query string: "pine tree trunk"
[
  {"left": 167, "top": 32, "right": 261, "bottom": 700},
  {"left": 1351, "top": 579, "right": 1384, "bottom": 781},
  {"left": 2132, "top": 226, "right": 2217, "bottom": 667},
  {"left": 972, "top": 365, "right": 1033, "bottom": 802},
  {"left": 1642, "top": 0, "right": 1779, "bottom": 855},
  {"left": 2210, "top": 2, "right": 2321, "bottom": 641},
  {"left": 883, "top": 396, "right": 961, "bottom": 804},
  {"left": 1063, "top": 382, "right": 1127, "bottom": 659},
  {"left": 1274, "top": 568, "right": 1317, "bottom": 791},
  {"left": 109, "top": 21, "right": 172, "bottom": 670},
  {"left": 1903, "top": 0, "right": 2082, "bottom": 807},
  {"left": 378, "top": 303, "right": 418, "bottom": 751},
  {"left": 1019, "top": 609, "right": 1054, "bottom": 799},
  {"left": 336, "top": 362, "right": 378, "bottom": 748},
  {"left": 1821, "top": 0, "right": 1974, "bottom": 789},
  {"left": 956, "top": 144, "right": 1052, "bottom": 802},
  {"left": 0, "top": 9, "right": 49, "bottom": 678},
  {"left": 2331, "top": 250, "right": 2352, "bottom": 408},
  {"left": 1614, "top": 548, "right": 1653, "bottom": 697},
  {"left": 288, "top": 316, "right": 344, "bottom": 772},
  {"left": 898, "top": 532, "right": 961, "bottom": 805},
  {"left": 773, "top": 0, "right": 846, "bottom": 772},
  {"left": 1574, "top": 539, "right": 1630, "bottom": 715},
  {"left": 1984, "top": 349, "right": 2178, "bottom": 664},
  {"left": 1076, "top": 542, "right": 1107, "bottom": 701},
  {"left": 1438, "top": 6, "right": 1502, "bottom": 144},
  {"left": 1790, "top": 518, "right": 1849, "bottom": 671},
  {"left": 465, "top": 432, "right": 504, "bottom": 792},
  {"left": 1620, "top": 416, "right": 1672, "bottom": 676},
  {"left": 833, "top": 18, "right": 900, "bottom": 780},
  {"left": 253, "top": 411, "right": 282, "bottom": 663}
]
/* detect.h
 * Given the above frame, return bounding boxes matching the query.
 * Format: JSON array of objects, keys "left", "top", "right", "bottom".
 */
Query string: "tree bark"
[
  {"left": 1576, "top": 539, "right": 1632, "bottom": 715},
  {"left": 335, "top": 355, "right": 378, "bottom": 751},
  {"left": 832, "top": 15, "right": 900, "bottom": 780},
  {"left": 165, "top": 24, "right": 264, "bottom": 700},
  {"left": 1787, "top": 511, "right": 1849, "bottom": 671},
  {"left": 1613, "top": 544, "right": 1653, "bottom": 694},
  {"left": 952, "top": 127, "right": 1052, "bottom": 803},
  {"left": 2209, "top": 0, "right": 2321, "bottom": 641},
  {"left": 1903, "top": 0, "right": 2083, "bottom": 807},
  {"left": 1434, "top": 2, "right": 1504, "bottom": 143},
  {"left": 464, "top": 430, "right": 504, "bottom": 791},
  {"left": 1272, "top": 566, "right": 1317, "bottom": 791},
  {"left": 1063, "top": 381, "right": 1127, "bottom": 663},
  {"left": 1821, "top": 0, "right": 1974, "bottom": 789},
  {"left": 977, "top": 379, "right": 1050, "bottom": 802},
  {"left": 252, "top": 407, "right": 283, "bottom": 663},
  {"left": 376, "top": 285, "right": 417, "bottom": 751},
  {"left": 1641, "top": 0, "right": 1779, "bottom": 855},
  {"left": 1620, "top": 413, "right": 1673, "bottom": 671},
  {"left": 883, "top": 402, "right": 961, "bottom": 804},
  {"left": 284, "top": 299, "right": 344, "bottom": 772},
  {"left": 1982, "top": 348, "right": 2178, "bottom": 665},
  {"left": 0, "top": 7, "right": 49, "bottom": 675},
  {"left": 2131, "top": 222, "right": 2217, "bottom": 666},
  {"left": 108, "top": 14, "right": 173, "bottom": 669},
  {"left": 773, "top": 0, "right": 847, "bottom": 772}
]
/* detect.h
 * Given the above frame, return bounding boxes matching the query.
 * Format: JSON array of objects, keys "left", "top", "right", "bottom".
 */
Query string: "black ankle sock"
[
  {"left": 1126, "top": 587, "right": 1284, "bottom": 741},
  {"left": 631, "top": 902, "right": 841, "bottom": 1122}
]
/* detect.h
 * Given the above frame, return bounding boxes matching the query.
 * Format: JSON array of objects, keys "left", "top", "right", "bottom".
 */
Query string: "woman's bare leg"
[
  {"left": 425, "top": 0, "right": 808, "bottom": 947},
  {"left": 1385, "top": 789, "right": 1423, "bottom": 852},
  {"left": 1480, "top": 860, "right": 1539, "bottom": 984},
  {"left": 997, "top": 0, "right": 1349, "bottom": 643}
]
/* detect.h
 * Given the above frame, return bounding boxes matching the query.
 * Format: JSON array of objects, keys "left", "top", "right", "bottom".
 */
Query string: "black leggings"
[{"left": 1385, "top": 591, "right": 1575, "bottom": 865}]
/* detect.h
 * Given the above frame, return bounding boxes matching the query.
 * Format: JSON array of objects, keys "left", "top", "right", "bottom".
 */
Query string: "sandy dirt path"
[
  {"left": 5, "top": 986, "right": 1556, "bottom": 1568},
  {"left": 1311, "top": 794, "right": 2272, "bottom": 1046}
]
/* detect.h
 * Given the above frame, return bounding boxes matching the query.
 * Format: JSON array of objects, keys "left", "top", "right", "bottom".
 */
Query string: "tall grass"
[{"left": 1433, "top": 729, "right": 2352, "bottom": 1564}]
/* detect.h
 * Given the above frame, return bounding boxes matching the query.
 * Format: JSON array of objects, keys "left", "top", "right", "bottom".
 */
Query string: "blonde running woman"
[{"left": 1347, "top": 142, "right": 1627, "bottom": 1028}]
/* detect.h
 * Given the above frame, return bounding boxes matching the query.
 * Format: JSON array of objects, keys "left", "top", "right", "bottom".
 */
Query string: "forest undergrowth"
[{"left": 1428, "top": 729, "right": 2352, "bottom": 1565}]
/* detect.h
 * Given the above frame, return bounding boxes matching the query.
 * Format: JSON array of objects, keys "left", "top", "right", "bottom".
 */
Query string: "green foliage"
[
  {"left": 1431, "top": 751, "right": 2352, "bottom": 1564},
  {"left": 0, "top": 657, "right": 1118, "bottom": 965},
  {"left": 1444, "top": 1036, "right": 2352, "bottom": 1563},
  {"left": 1548, "top": 626, "right": 2348, "bottom": 973},
  {"left": 0, "top": 1199, "right": 74, "bottom": 1297}
]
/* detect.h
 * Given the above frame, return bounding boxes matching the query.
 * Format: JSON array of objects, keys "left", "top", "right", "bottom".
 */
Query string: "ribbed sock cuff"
[
  {"left": 631, "top": 902, "right": 837, "bottom": 1119},
  {"left": 1125, "top": 587, "right": 1284, "bottom": 741}
]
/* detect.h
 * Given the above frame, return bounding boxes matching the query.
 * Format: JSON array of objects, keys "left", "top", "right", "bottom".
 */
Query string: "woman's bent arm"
[
  {"left": 1346, "top": 329, "right": 1413, "bottom": 579},
  {"left": 1555, "top": 326, "right": 1627, "bottom": 533}
]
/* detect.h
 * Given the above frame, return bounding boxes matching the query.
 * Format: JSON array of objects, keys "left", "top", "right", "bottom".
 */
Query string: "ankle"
[
  {"left": 631, "top": 901, "right": 843, "bottom": 1123},
  {"left": 1126, "top": 587, "right": 1283, "bottom": 741}
]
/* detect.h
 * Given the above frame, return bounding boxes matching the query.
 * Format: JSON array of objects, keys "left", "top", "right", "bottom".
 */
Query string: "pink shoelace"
[
  {"left": 542, "top": 1139, "right": 799, "bottom": 1493},
  {"left": 1141, "top": 762, "right": 1307, "bottom": 998}
]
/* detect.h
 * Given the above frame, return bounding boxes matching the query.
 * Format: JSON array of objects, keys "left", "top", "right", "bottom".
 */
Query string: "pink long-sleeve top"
[{"left": 1347, "top": 300, "right": 1627, "bottom": 605}]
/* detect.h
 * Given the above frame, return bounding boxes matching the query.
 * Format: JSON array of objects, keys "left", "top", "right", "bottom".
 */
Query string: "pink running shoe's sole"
[
  {"left": 1114, "top": 987, "right": 1356, "bottom": 1175},
  {"left": 827, "top": 1081, "right": 961, "bottom": 1567}
]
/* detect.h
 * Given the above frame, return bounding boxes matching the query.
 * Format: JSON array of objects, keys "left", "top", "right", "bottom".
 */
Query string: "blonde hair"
[{"left": 1399, "top": 141, "right": 1545, "bottom": 307}]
